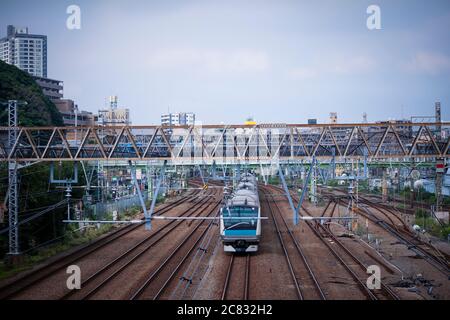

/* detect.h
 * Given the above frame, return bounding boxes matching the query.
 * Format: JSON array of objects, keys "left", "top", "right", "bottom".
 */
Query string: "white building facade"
[
  {"left": 161, "top": 112, "right": 196, "bottom": 126},
  {"left": 0, "top": 25, "right": 47, "bottom": 77}
]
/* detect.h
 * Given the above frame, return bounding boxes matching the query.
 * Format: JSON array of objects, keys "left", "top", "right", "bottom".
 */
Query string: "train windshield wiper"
[{"left": 225, "top": 221, "right": 251, "bottom": 230}]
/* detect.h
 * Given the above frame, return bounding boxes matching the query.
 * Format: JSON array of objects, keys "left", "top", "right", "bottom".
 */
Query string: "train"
[{"left": 219, "top": 172, "right": 261, "bottom": 253}]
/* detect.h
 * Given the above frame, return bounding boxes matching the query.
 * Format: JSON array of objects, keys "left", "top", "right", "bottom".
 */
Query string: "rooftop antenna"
[{"left": 109, "top": 95, "right": 118, "bottom": 110}]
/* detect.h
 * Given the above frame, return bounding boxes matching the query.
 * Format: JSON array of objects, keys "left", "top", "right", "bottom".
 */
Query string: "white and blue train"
[{"left": 220, "top": 173, "right": 261, "bottom": 253}]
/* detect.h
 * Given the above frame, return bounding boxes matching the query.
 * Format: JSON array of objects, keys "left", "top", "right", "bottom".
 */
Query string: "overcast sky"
[{"left": 1, "top": 0, "right": 449, "bottom": 124}]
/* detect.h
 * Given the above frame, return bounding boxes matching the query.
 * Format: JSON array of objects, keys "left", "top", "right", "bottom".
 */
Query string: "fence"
[{"left": 84, "top": 193, "right": 149, "bottom": 220}]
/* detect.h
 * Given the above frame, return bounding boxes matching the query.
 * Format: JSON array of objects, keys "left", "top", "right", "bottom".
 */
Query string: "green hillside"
[{"left": 0, "top": 60, "right": 63, "bottom": 126}]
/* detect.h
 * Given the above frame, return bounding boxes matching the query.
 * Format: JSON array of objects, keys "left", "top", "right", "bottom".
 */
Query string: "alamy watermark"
[
  {"left": 66, "top": 265, "right": 81, "bottom": 290},
  {"left": 66, "top": 5, "right": 81, "bottom": 30},
  {"left": 367, "top": 5, "right": 381, "bottom": 30},
  {"left": 366, "top": 265, "right": 381, "bottom": 290}
]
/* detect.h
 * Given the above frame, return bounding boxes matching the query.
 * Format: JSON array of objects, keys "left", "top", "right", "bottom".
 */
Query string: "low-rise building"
[
  {"left": 161, "top": 112, "right": 195, "bottom": 126},
  {"left": 54, "top": 99, "right": 97, "bottom": 126},
  {"left": 33, "top": 76, "right": 63, "bottom": 100},
  {"left": 98, "top": 96, "right": 131, "bottom": 126}
]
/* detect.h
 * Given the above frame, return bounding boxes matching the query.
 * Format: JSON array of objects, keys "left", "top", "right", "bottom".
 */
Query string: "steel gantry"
[
  {"left": 1, "top": 121, "right": 449, "bottom": 256},
  {"left": 0, "top": 122, "right": 449, "bottom": 164}
]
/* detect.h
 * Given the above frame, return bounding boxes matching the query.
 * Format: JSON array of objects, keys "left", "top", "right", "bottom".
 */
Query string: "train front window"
[{"left": 223, "top": 206, "right": 258, "bottom": 230}]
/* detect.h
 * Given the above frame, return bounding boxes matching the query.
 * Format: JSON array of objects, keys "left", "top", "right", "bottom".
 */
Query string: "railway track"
[
  {"left": 324, "top": 186, "right": 450, "bottom": 213},
  {"left": 0, "top": 185, "right": 206, "bottom": 299},
  {"left": 358, "top": 197, "right": 409, "bottom": 231},
  {"left": 130, "top": 197, "right": 222, "bottom": 300},
  {"left": 358, "top": 203, "right": 450, "bottom": 276},
  {"left": 359, "top": 196, "right": 450, "bottom": 264},
  {"left": 320, "top": 200, "right": 338, "bottom": 218},
  {"left": 62, "top": 188, "right": 220, "bottom": 300},
  {"left": 265, "top": 184, "right": 400, "bottom": 300},
  {"left": 220, "top": 254, "right": 251, "bottom": 300},
  {"left": 262, "top": 188, "right": 326, "bottom": 300},
  {"left": 319, "top": 188, "right": 409, "bottom": 228},
  {"left": 322, "top": 191, "right": 450, "bottom": 277},
  {"left": 314, "top": 221, "right": 400, "bottom": 300}
]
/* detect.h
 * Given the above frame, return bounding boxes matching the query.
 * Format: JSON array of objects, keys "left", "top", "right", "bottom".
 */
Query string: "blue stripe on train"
[{"left": 224, "top": 229, "right": 257, "bottom": 236}]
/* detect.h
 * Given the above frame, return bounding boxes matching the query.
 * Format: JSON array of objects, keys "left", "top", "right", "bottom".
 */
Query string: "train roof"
[
  {"left": 226, "top": 188, "right": 260, "bottom": 207},
  {"left": 234, "top": 189, "right": 257, "bottom": 196},
  {"left": 227, "top": 196, "right": 259, "bottom": 207},
  {"left": 237, "top": 182, "right": 256, "bottom": 190}
]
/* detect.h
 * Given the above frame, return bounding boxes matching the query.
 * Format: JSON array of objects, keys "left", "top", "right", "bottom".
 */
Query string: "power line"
[{"left": 0, "top": 199, "right": 68, "bottom": 236}]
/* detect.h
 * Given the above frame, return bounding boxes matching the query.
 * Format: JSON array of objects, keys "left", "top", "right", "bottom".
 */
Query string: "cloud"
[
  {"left": 331, "top": 56, "right": 377, "bottom": 75},
  {"left": 145, "top": 48, "right": 270, "bottom": 74},
  {"left": 288, "top": 67, "right": 319, "bottom": 79},
  {"left": 402, "top": 51, "right": 450, "bottom": 75},
  {"left": 288, "top": 55, "right": 377, "bottom": 79}
]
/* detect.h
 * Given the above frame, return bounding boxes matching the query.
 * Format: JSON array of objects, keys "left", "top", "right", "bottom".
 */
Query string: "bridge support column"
[
  {"left": 129, "top": 160, "right": 149, "bottom": 229},
  {"left": 148, "top": 161, "right": 167, "bottom": 229},
  {"left": 278, "top": 157, "right": 316, "bottom": 225},
  {"left": 260, "top": 163, "right": 268, "bottom": 185},
  {"left": 278, "top": 164, "right": 297, "bottom": 224}
]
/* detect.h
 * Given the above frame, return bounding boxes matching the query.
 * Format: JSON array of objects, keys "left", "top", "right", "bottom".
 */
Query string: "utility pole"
[
  {"left": 382, "top": 170, "right": 388, "bottom": 202},
  {"left": 435, "top": 158, "right": 445, "bottom": 212},
  {"left": 309, "top": 160, "right": 317, "bottom": 205},
  {"left": 2, "top": 99, "right": 31, "bottom": 262}
]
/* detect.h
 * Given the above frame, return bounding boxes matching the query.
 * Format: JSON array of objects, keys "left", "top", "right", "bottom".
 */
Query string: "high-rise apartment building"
[{"left": 0, "top": 25, "right": 47, "bottom": 77}]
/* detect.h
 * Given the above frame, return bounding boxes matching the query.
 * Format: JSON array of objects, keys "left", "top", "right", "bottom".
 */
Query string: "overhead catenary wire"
[{"left": 0, "top": 199, "right": 68, "bottom": 235}]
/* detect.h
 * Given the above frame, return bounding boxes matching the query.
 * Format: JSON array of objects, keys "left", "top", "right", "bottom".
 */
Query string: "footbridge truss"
[{"left": 1, "top": 122, "right": 449, "bottom": 164}]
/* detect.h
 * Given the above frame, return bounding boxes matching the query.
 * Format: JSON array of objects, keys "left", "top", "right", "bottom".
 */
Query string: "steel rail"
[
  {"left": 264, "top": 194, "right": 303, "bottom": 300},
  {"left": 327, "top": 193, "right": 450, "bottom": 276},
  {"left": 320, "top": 200, "right": 332, "bottom": 217},
  {"left": 244, "top": 254, "right": 250, "bottom": 300},
  {"left": 220, "top": 255, "right": 234, "bottom": 300},
  {"left": 0, "top": 189, "right": 201, "bottom": 299},
  {"left": 129, "top": 202, "right": 221, "bottom": 300},
  {"left": 290, "top": 189, "right": 395, "bottom": 299},
  {"left": 349, "top": 194, "right": 449, "bottom": 265},
  {"left": 81, "top": 191, "right": 220, "bottom": 300},
  {"left": 61, "top": 188, "right": 218, "bottom": 300},
  {"left": 272, "top": 185, "right": 379, "bottom": 300},
  {"left": 265, "top": 189, "right": 326, "bottom": 300},
  {"left": 220, "top": 254, "right": 251, "bottom": 301},
  {"left": 317, "top": 223, "right": 400, "bottom": 300},
  {"left": 357, "top": 203, "right": 450, "bottom": 276},
  {"left": 318, "top": 188, "right": 449, "bottom": 275},
  {"left": 152, "top": 207, "right": 221, "bottom": 300}
]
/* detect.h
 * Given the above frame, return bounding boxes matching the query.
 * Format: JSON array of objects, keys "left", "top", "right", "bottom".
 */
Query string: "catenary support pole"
[
  {"left": 8, "top": 100, "right": 19, "bottom": 255},
  {"left": 146, "top": 161, "right": 167, "bottom": 230}
]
